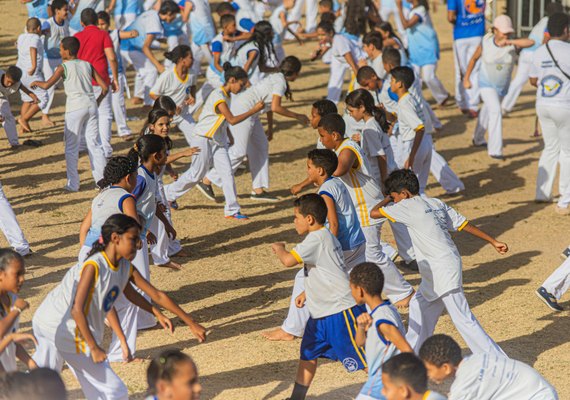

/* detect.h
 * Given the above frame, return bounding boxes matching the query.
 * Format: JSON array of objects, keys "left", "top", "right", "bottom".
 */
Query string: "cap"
[{"left": 493, "top": 15, "right": 515, "bottom": 34}]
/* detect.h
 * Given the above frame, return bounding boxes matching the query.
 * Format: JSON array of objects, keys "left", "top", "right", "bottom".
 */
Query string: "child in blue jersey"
[
  {"left": 350, "top": 262, "right": 413, "bottom": 400},
  {"left": 375, "top": 21, "right": 409, "bottom": 67},
  {"left": 22, "top": 0, "right": 50, "bottom": 19},
  {"left": 145, "top": 350, "right": 202, "bottom": 400},
  {"left": 108, "top": 0, "right": 142, "bottom": 29}
]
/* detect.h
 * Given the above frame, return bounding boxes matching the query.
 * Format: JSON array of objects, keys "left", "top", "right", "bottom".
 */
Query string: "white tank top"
[
  {"left": 85, "top": 187, "right": 134, "bottom": 247},
  {"left": 62, "top": 59, "right": 96, "bottom": 112}
]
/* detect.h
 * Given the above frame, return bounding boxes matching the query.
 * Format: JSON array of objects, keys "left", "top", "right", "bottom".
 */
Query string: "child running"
[
  {"left": 145, "top": 349, "right": 202, "bottom": 400},
  {"left": 231, "top": 21, "right": 278, "bottom": 84}
]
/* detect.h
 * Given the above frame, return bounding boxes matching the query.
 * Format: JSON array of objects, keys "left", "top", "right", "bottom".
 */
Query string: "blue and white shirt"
[
  {"left": 42, "top": 17, "right": 70, "bottom": 60},
  {"left": 407, "top": 6, "right": 440, "bottom": 66},
  {"left": 447, "top": 0, "right": 486, "bottom": 40},
  {"left": 121, "top": 10, "right": 164, "bottom": 52},
  {"left": 189, "top": 0, "right": 215, "bottom": 45},
  {"left": 69, "top": 0, "right": 104, "bottom": 32},
  {"left": 113, "top": 0, "right": 141, "bottom": 17},
  {"left": 26, "top": 0, "right": 50, "bottom": 19}
]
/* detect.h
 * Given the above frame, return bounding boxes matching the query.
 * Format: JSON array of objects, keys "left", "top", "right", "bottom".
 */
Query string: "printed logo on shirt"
[
  {"left": 342, "top": 357, "right": 359, "bottom": 372},
  {"left": 464, "top": 0, "right": 485, "bottom": 15},
  {"left": 103, "top": 285, "right": 120, "bottom": 312},
  {"left": 541, "top": 75, "right": 563, "bottom": 97}
]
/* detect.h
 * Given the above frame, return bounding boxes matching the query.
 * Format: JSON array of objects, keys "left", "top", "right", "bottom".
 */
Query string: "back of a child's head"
[
  {"left": 318, "top": 113, "right": 346, "bottom": 137},
  {"left": 294, "top": 193, "right": 327, "bottom": 225},
  {"left": 548, "top": 12, "right": 569, "bottom": 36},
  {"left": 153, "top": 95, "right": 177, "bottom": 115},
  {"left": 80, "top": 7, "right": 97, "bottom": 26},
  {"left": 349, "top": 262, "right": 384, "bottom": 297},
  {"left": 382, "top": 46, "right": 401, "bottom": 67},
  {"left": 363, "top": 31, "right": 383, "bottom": 49},
  {"left": 319, "top": 11, "right": 336, "bottom": 25},
  {"left": 97, "top": 10, "right": 111, "bottom": 25},
  {"left": 86, "top": 214, "right": 141, "bottom": 258},
  {"left": 391, "top": 66, "right": 415, "bottom": 90},
  {"left": 26, "top": 17, "right": 41, "bottom": 32},
  {"left": 220, "top": 13, "right": 235, "bottom": 28},
  {"left": 51, "top": 0, "right": 68, "bottom": 12},
  {"left": 312, "top": 99, "right": 337, "bottom": 117},
  {"left": 0, "top": 248, "right": 24, "bottom": 273},
  {"left": 317, "top": 20, "right": 335, "bottom": 34},
  {"left": 97, "top": 156, "right": 138, "bottom": 189},
  {"left": 308, "top": 149, "right": 338, "bottom": 177},
  {"left": 147, "top": 349, "right": 196, "bottom": 395},
  {"left": 159, "top": 0, "right": 180, "bottom": 15},
  {"left": 128, "top": 133, "right": 166, "bottom": 164},
  {"left": 419, "top": 334, "right": 462, "bottom": 367},
  {"left": 546, "top": 1, "right": 564, "bottom": 17},
  {"left": 164, "top": 44, "right": 192, "bottom": 64},
  {"left": 223, "top": 62, "right": 248, "bottom": 82},
  {"left": 61, "top": 36, "right": 80, "bottom": 56},
  {"left": 384, "top": 169, "right": 420, "bottom": 195},
  {"left": 382, "top": 353, "right": 429, "bottom": 394},
  {"left": 319, "top": 0, "right": 333, "bottom": 10},
  {"left": 280, "top": 55, "right": 302, "bottom": 77},
  {"left": 377, "top": 21, "right": 395, "bottom": 35},
  {"left": 216, "top": 1, "right": 235, "bottom": 15},
  {"left": 0, "top": 368, "right": 67, "bottom": 400},
  {"left": 356, "top": 66, "right": 378, "bottom": 85},
  {"left": 5, "top": 66, "right": 23, "bottom": 83}
]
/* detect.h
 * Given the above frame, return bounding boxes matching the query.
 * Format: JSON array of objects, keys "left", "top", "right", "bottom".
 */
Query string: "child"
[
  {"left": 362, "top": 31, "right": 386, "bottom": 80},
  {"left": 31, "top": 36, "right": 108, "bottom": 192},
  {"left": 0, "top": 249, "right": 36, "bottom": 372},
  {"left": 419, "top": 334, "right": 558, "bottom": 399},
  {"left": 371, "top": 169, "right": 507, "bottom": 355},
  {"left": 376, "top": 21, "right": 408, "bottom": 68},
  {"left": 187, "top": 0, "right": 216, "bottom": 78},
  {"left": 350, "top": 262, "right": 413, "bottom": 400},
  {"left": 69, "top": 0, "right": 105, "bottom": 34},
  {"left": 110, "top": 0, "right": 142, "bottom": 29},
  {"left": 232, "top": 21, "right": 278, "bottom": 84},
  {"left": 163, "top": 0, "right": 192, "bottom": 68},
  {"left": 146, "top": 349, "right": 202, "bottom": 400},
  {"left": 269, "top": 0, "right": 303, "bottom": 63},
  {"left": 17, "top": 18, "right": 49, "bottom": 133},
  {"left": 0, "top": 368, "right": 67, "bottom": 400},
  {"left": 21, "top": 0, "right": 50, "bottom": 19},
  {"left": 464, "top": 15, "right": 534, "bottom": 160},
  {"left": 396, "top": 0, "right": 450, "bottom": 107},
  {"left": 271, "top": 194, "right": 367, "bottom": 400},
  {"left": 381, "top": 353, "right": 446, "bottom": 400},
  {"left": 163, "top": 65, "right": 264, "bottom": 219},
  {"left": 32, "top": 214, "right": 206, "bottom": 399},
  {"left": 536, "top": 253, "right": 570, "bottom": 312}
]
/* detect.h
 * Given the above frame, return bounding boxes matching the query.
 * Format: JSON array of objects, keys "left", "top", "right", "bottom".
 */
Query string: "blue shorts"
[{"left": 300, "top": 305, "right": 367, "bottom": 372}]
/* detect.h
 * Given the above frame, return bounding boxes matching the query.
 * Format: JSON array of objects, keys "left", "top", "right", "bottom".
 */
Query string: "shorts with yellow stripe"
[{"left": 300, "top": 304, "right": 367, "bottom": 372}]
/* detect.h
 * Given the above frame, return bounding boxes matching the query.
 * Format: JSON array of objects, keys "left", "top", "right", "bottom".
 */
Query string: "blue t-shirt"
[
  {"left": 113, "top": 0, "right": 141, "bottom": 16},
  {"left": 27, "top": 0, "right": 50, "bottom": 19},
  {"left": 447, "top": 0, "right": 486, "bottom": 40}
]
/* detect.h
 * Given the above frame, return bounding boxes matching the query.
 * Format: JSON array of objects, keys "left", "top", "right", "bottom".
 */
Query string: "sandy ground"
[{"left": 2, "top": 1, "right": 570, "bottom": 399}]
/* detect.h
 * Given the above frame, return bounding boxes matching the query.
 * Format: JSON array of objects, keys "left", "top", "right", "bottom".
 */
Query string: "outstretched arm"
[{"left": 462, "top": 223, "right": 508, "bottom": 254}]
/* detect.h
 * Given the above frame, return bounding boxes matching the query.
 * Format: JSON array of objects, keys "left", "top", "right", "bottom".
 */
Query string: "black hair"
[
  {"left": 147, "top": 350, "right": 196, "bottom": 394},
  {"left": 61, "top": 36, "right": 80, "bottom": 56},
  {"left": 220, "top": 13, "right": 236, "bottom": 28},
  {"left": 280, "top": 56, "right": 302, "bottom": 100},
  {"left": 320, "top": 11, "right": 337, "bottom": 25},
  {"left": 318, "top": 0, "right": 333, "bottom": 9},
  {"left": 26, "top": 17, "right": 41, "bottom": 32},
  {"left": 5, "top": 66, "right": 22, "bottom": 82},
  {"left": 356, "top": 65, "right": 378, "bottom": 85},
  {"left": 80, "top": 7, "right": 97, "bottom": 26},
  {"left": 382, "top": 46, "right": 402, "bottom": 67},
  {"left": 317, "top": 20, "right": 335, "bottom": 35},
  {"left": 349, "top": 262, "right": 384, "bottom": 297},
  {"left": 51, "top": 0, "right": 68, "bottom": 13},
  {"left": 293, "top": 193, "right": 327, "bottom": 224},
  {"left": 384, "top": 169, "right": 420, "bottom": 195},
  {"left": 376, "top": 21, "right": 408, "bottom": 56},
  {"left": 363, "top": 31, "right": 383, "bottom": 50},
  {"left": 96, "top": 10, "right": 110, "bottom": 25},
  {"left": 312, "top": 99, "right": 337, "bottom": 117},
  {"left": 345, "top": 88, "right": 389, "bottom": 131},
  {"left": 159, "top": 0, "right": 181, "bottom": 15},
  {"left": 419, "top": 334, "right": 463, "bottom": 367},
  {"left": 141, "top": 109, "right": 173, "bottom": 149},
  {"left": 391, "top": 66, "right": 415, "bottom": 90},
  {"left": 344, "top": 0, "right": 378, "bottom": 36},
  {"left": 96, "top": 156, "right": 138, "bottom": 189},
  {"left": 318, "top": 113, "right": 346, "bottom": 136},
  {"left": 0, "top": 248, "right": 24, "bottom": 273},
  {"left": 128, "top": 134, "right": 166, "bottom": 165},
  {"left": 223, "top": 62, "right": 249, "bottom": 82},
  {"left": 216, "top": 1, "right": 235, "bottom": 15},
  {"left": 547, "top": 12, "right": 569, "bottom": 37},
  {"left": 0, "top": 368, "right": 67, "bottom": 400},
  {"left": 417, "top": 0, "right": 429, "bottom": 11},
  {"left": 382, "top": 353, "right": 428, "bottom": 394},
  {"left": 85, "top": 214, "right": 141, "bottom": 259},
  {"left": 546, "top": 1, "right": 564, "bottom": 16},
  {"left": 164, "top": 44, "right": 192, "bottom": 64},
  {"left": 236, "top": 21, "right": 277, "bottom": 71},
  {"left": 307, "top": 149, "right": 338, "bottom": 177},
  {"left": 152, "top": 95, "right": 177, "bottom": 115}
]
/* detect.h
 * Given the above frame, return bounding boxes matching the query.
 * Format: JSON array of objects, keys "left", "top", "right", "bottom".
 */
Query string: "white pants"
[
  {"left": 111, "top": 73, "right": 132, "bottom": 137},
  {"left": 20, "top": 73, "right": 48, "bottom": 110},
  {"left": 543, "top": 257, "right": 570, "bottom": 300},
  {"left": 122, "top": 49, "right": 158, "bottom": 106},
  {"left": 453, "top": 36, "right": 481, "bottom": 111},
  {"left": 501, "top": 51, "right": 534, "bottom": 113},
  {"left": 176, "top": 112, "right": 196, "bottom": 146},
  {"left": 379, "top": 7, "right": 406, "bottom": 42},
  {"left": 412, "top": 64, "right": 449, "bottom": 105},
  {"left": 114, "top": 13, "right": 136, "bottom": 30},
  {"left": 149, "top": 180, "right": 182, "bottom": 265},
  {"left": 406, "top": 289, "right": 505, "bottom": 356},
  {"left": 190, "top": 42, "right": 212, "bottom": 77},
  {"left": 535, "top": 105, "right": 570, "bottom": 203},
  {"left": 0, "top": 99, "right": 18, "bottom": 146},
  {"left": 164, "top": 135, "right": 241, "bottom": 216},
  {"left": 206, "top": 114, "right": 269, "bottom": 191},
  {"left": 473, "top": 87, "right": 503, "bottom": 157},
  {"left": 42, "top": 57, "right": 62, "bottom": 115},
  {"left": 0, "top": 181, "right": 30, "bottom": 256},
  {"left": 327, "top": 58, "right": 350, "bottom": 104},
  {"left": 32, "top": 323, "right": 129, "bottom": 400},
  {"left": 399, "top": 135, "right": 433, "bottom": 194},
  {"left": 94, "top": 86, "right": 113, "bottom": 158},
  {"left": 64, "top": 104, "right": 107, "bottom": 191},
  {"left": 430, "top": 148, "right": 465, "bottom": 194},
  {"left": 286, "top": 0, "right": 318, "bottom": 37}
]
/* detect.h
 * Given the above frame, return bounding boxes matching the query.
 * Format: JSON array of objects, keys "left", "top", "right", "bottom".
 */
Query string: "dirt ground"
[{"left": 2, "top": 2, "right": 570, "bottom": 399}]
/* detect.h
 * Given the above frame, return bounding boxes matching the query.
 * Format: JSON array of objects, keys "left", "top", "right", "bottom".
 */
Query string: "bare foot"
[
  {"left": 41, "top": 115, "right": 56, "bottom": 127},
  {"left": 132, "top": 97, "right": 143, "bottom": 105},
  {"left": 17, "top": 118, "right": 32, "bottom": 133},
  {"left": 261, "top": 328, "right": 296, "bottom": 341},
  {"left": 155, "top": 261, "right": 182, "bottom": 270},
  {"left": 171, "top": 248, "right": 189, "bottom": 258},
  {"left": 394, "top": 290, "right": 415, "bottom": 309}
]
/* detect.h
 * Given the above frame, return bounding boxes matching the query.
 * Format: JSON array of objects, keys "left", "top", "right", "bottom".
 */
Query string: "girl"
[
  {"left": 150, "top": 45, "right": 197, "bottom": 146},
  {"left": 146, "top": 350, "right": 201, "bottom": 400},
  {"left": 163, "top": 65, "right": 265, "bottom": 219},
  {"left": 32, "top": 214, "right": 206, "bottom": 400},
  {"left": 163, "top": 0, "right": 192, "bottom": 69},
  {"left": 153, "top": 95, "right": 178, "bottom": 115},
  {"left": 232, "top": 21, "right": 279, "bottom": 84},
  {"left": 201, "top": 56, "right": 309, "bottom": 202},
  {"left": 395, "top": 0, "right": 450, "bottom": 107},
  {"left": 375, "top": 21, "right": 409, "bottom": 67},
  {"left": 464, "top": 15, "right": 533, "bottom": 159},
  {"left": 345, "top": 88, "right": 395, "bottom": 186},
  {"left": 0, "top": 249, "right": 36, "bottom": 372}
]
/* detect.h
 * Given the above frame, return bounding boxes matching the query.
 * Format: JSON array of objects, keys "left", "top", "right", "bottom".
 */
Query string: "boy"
[
  {"left": 371, "top": 169, "right": 507, "bottom": 355},
  {"left": 381, "top": 353, "right": 446, "bottom": 400},
  {"left": 31, "top": 37, "right": 108, "bottom": 192},
  {"left": 536, "top": 252, "right": 570, "bottom": 312},
  {"left": 271, "top": 194, "right": 367, "bottom": 400},
  {"left": 350, "top": 262, "right": 413, "bottom": 400},
  {"left": 16, "top": 18, "right": 49, "bottom": 133},
  {"left": 263, "top": 149, "right": 366, "bottom": 341},
  {"left": 362, "top": 31, "right": 386, "bottom": 80},
  {"left": 270, "top": 0, "right": 303, "bottom": 63},
  {"left": 419, "top": 334, "right": 558, "bottom": 400},
  {"left": 216, "top": 2, "right": 256, "bottom": 36}
]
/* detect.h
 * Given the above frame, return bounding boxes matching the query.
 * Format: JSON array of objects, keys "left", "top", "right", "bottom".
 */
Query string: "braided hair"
[{"left": 96, "top": 156, "right": 138, "bottom": 189}]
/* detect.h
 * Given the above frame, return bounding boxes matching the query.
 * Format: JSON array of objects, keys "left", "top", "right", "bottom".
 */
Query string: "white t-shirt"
[
  {"left": 369, "top": 55, "right": 386, "bottom": 80},
  {"left": 269, "top": 5, "right": 287, "bottom": 45},
  {"left": 85, "top": 186, "right": 134, "bottom": 247},
  {"left": 397, "top": 92, "right": 428, "bottom": 141},
  {"left": 290, "top": 228, "right": 356, "bottom": 318},
  {"left": 379, "top": 196, "right": 468, "bottom": 301},
  {"left": 194, "top": 86, "right": 230, "bottom": 144},
  {"left": 16, "top": 33, "right": 44, "bottom": 79},
  {"left": 361, "top": 117, "right": 396, "bottom": 181},
  {"left": 529, "top": 40, "right": 570, "bottom": 108},
  {"left": 133, "top": 164, "right": 160, "bottom": 234},
  {"left": 0, "top": 70, "right": 21, "bottom": 100},
  {"left": 62, "top": 59, "right": 97, "bottom": 112},
  {"left": 42, "top": 17, "right": 70, "bottom": 59},
  {"left": 150, "top": 67, "right": 197, "bottom": 121},
  {"left": 450, "top": 353, "right": 559, "bottom": 400},
  {"left": 478, "top": 33, "right": 517, "bottom": 97},
  {"left": 331, "top": 34, "right": 363, "bottom": 65},
  {"left": 233, "top": 72, "right": 287, "bottom": 113}
]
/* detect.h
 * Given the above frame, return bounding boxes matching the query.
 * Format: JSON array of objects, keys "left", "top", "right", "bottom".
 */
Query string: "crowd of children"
[{"left": 0, "top": 0, "right": 567, "bottom": 398}]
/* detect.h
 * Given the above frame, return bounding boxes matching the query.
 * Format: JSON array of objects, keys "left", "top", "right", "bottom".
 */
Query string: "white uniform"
[
  {"left": 0, "top": 293, "right": 20, "bottom": 372},
  {"left": 541, "top": 256, "right": 570, "bottom": 302},
  {"left": 109, "top": 29, "right": 132, "bottom": 138},
  {"left": 232, "top": 41, "right": 264, "bottom": 84},
  {"left": 164, "top": 87, "right": 241, "bottom": 216},
  {"left": 379, "top": 196, "right": 504, "bottom": 355},
  {"left": 61, "top": 59, "right": 107, "bottom": 192},
  {"left": 187, "top": 0, "right": 215, "bottom": 77},
  {"left": 42, "top": 17, "right": 69, "bottom": 115},
  {"left": 449, "top": 353, "right": 558, "bottom": 400},
  {"left": 270, "top": 5, "right": 287, "bottom": 63},
  {"left": 0, "top": 180, "right": 30, "bottom": 256},
  {"left": 286, "top": 0, "right": 318, "bottom": 37},
  {"left": 16, "top": 32, "right": 48, "bottom": 109},
  {"left": 529, "top": 40, "right": 570, "bottom": 207},
  {"left": 32, "top": 253, "right": 131, "bottom": 400},
  {"left": 327, "top": 33, "right": 366, "bottom": 103},
  {"left": 360, "top": 117, "right": 396, "bottom": 182},
  {"left": 474, "top": 33, "right": 517, "bottom": 157},
  {"left": 0, "top": 70, "right": 22, "bottom": 147}
]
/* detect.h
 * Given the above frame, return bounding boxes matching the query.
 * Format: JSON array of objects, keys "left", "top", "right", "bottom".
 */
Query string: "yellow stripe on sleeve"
[
  {"left": 290, "top": 250, "right": 303, "bottom": 264},
  {"left": 379, "top": 208, "right": 396, "bottom": 223},
  {"left": 414, "top": 124, "right": 425, "bottom": 132},
  {"left": 212, "top": 99, "right": 226, "bottom": 114},
  {"left": 458, "top": 220, "right": 469, "bottom": 231}
]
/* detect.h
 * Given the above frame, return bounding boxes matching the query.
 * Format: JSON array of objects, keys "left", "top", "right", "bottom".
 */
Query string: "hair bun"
[{"left": 222, "top": 62, "right": 233, "bottom": 72}]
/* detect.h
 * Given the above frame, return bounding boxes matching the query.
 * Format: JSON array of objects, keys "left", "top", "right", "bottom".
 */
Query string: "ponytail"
[
  {"left": 236, "top": 21, "right": 277, "bottom": 71},
  {"left": 163, "top": 45, "right": 192, "bottom": 64},
  {"left": 86, "top": 214, "right": 141, "bottom": 258},
  {"left": 279, "top": 56, "right": 302, "bottom": 101},
  {"left": 345, "top": 89, "right": 389, "bottom": 132},
  {"left": 223, "top": 62, "right": 248, "bottom": 82},
  {"left": 96, "top": 156, "right": 138, "bottom": 189},
  {"left": 128, "top": 134, "right": 166, "bottom": 165}
]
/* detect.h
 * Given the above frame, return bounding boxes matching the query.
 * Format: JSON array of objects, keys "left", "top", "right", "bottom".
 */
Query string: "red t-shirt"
[{"left": 75, "top": 25, "right": 113, "bottom": 86}]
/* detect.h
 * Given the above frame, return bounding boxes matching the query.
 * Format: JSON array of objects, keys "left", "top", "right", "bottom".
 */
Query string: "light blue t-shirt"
[
  {"left": 27, "top": 0, "right": 50, "bottom": 19},
  {"left": 523, "top": 16, "right": 548, "bottom": 53},
  {"left": 188, "top": 0, "right": 215, "bottom": 45},
  {"left": 113, "top": 0, "right": 141, "bottom": 16},
  {"left": 121, "top": 10, "right": 164, "bottom": 52},
  {"left": 447, "top": 0, "right": 486, "bottom": 40},
  {"left": 407, "top": 6, "right": 439, "bottom": 66},
  {"left": 69, "top": 0, "right": 104, "bottom": 32}
]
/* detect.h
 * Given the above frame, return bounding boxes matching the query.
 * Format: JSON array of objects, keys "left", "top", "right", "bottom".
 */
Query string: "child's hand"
[
  {"left": 156, "top": 311, "right": 174, "bottom": 334},
  {"left": 357, "top": 312, "right": 373, "bottom": 331},
  {"left": 295, "top": 291, "right": 306, "bottom": 308},
  {"left": 169, "top": 170, "right": 179, "bottom": 180},
  {"left": 146, "top": 231, "right": 157, "bottom": 245},
  {"left": 29, "top": 93, "right": 40, "bottom": 104},
  {"left": 157, "top": 202, "right": 167, "bottom": 214},
  {"left": 185, "top": 95, "right": 195, "bottom": 106},
  {"left": 91, "top": 346, "right": 107, "bottom": 363},
  {"left": 463, "top": 77, "right": 472, "bottom": 89},
  {"left": 271, "top": 242, "right": 286, "bottom": 254},
  {"left": 157, "top": 64, "right": 165, "bottom": 74},
  {"left": 404, "top": 157, "right": 413, "bottom": 170},
  {"left": 165, "top": 223, "right": 177, "bottom": 240},
  {"left": 297, "top": 114, "right": 310, "bottom": 126},
  {"left": 188, "top": 321, "right": 207, "bottom": 343},
  {"left": 27, "top": 68, "right": 35, "bottom": 76},
  {"left": 493, "top": 241, "right": 509, "bottom": 254},
  {"left": 14, "top": 298, "right": 29, "bottom": 312},
  {"left": 182, "top": 146, "right": 200, "bottom": 157},
  {"left": 130, "top": 30, "right": 139, "bottom": 38},
  {"left": 120, "top": 341, "right": 134, "bottom": 363},
  {"left": 253, "top": 101, "right": 265, "bottom": 113},
  {"left": 351, "top": 133, "right": 361, "bottom": 142},
  {"left": 290, "top": 183, "right": 304, "bottom": 195},
  {"left": 176, "top": 106, "right": 182, "bottom": 115},
  {"left": 8, "top": 332, "right": 37, "bottom": 346}
]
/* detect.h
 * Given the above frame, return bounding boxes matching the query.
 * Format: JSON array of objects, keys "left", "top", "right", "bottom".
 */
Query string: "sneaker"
[
  {"left": 197, "top": 182, "right": 216, "bottom": 202},
  {"left": 561, "top": 247, "right": 570, "bottom": 260},
  {"left": 490, "top": 155, "right": 505, "bottom": 161},
  {"left": 225, "top": 212, "right": 249, "bottom": 220},
  {"left": 535, "top": 287, "right": 564, "bottom": 312},
  {"left": 169, "top": 200, "right": 179, "bottom": 210},
  {"left": 250, "top": 191, "right": 279, "bottom": 202}
]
